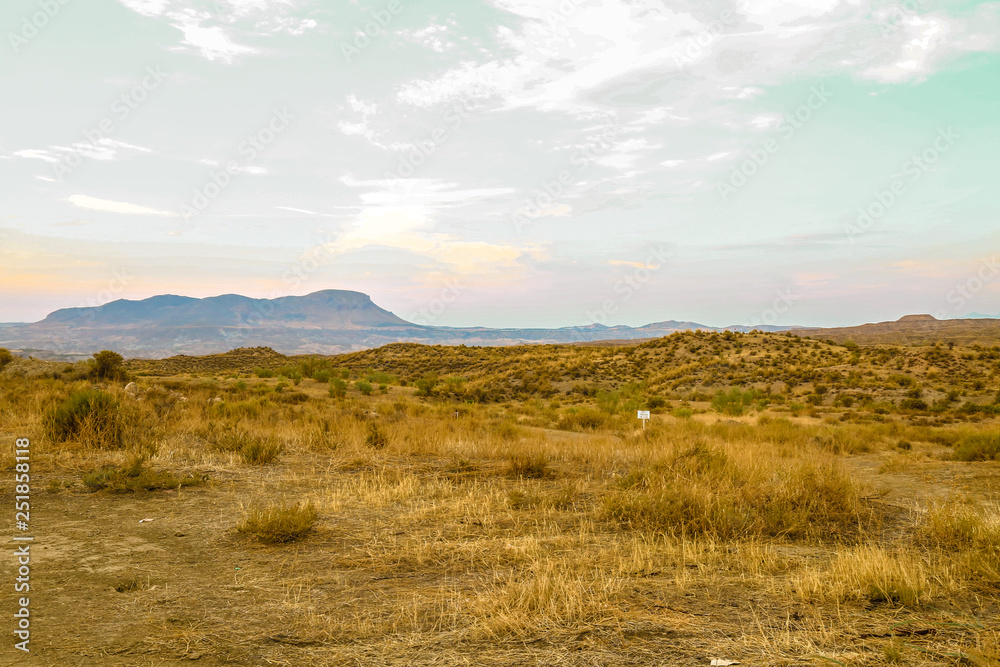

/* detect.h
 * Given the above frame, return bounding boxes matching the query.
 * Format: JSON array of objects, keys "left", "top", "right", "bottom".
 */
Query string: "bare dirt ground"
[{"left": 7, "top": 438, "right": 999, "bottom": 667}]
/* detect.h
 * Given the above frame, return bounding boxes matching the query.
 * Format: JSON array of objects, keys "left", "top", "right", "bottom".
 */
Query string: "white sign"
[{"left": 637, "top": 410, "right": 650, "bottom": 419}]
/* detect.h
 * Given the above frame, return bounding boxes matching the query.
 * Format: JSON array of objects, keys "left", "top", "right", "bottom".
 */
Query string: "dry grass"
[
  {"left": 4, "top": 335, "right": 1000, "bottom": 664},
  {"left": 237, "top": 501, "right": 318, "bottom": 543}
]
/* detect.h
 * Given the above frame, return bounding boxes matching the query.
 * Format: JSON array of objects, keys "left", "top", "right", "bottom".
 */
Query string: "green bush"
[
  {"left": 355, "top": 380, "right": 374, "bottom": 396},
  {"left": 92, "top": 350, "right": 128, "bottom": 382},
  {"left": 0, "top": 348, "right": 13, "bottom": 368},
  {"left": 953, "top": 433, "right": 1000, "bottom": 462},
  {"left": 312, "top": 370, "right": 332, "bottom": 383},
  {"left": 711, "top": 387, "right": 761, "bottom": 416},
  {"left": 329, "top": 378, "right": 347, "bottom": 398},
  {"left": 366, "top": 371, "right": 396, "bottom": 385},
  {"left": 414, "top": 373, "right": 439, "bottom": 397},
  {"left": 254, "top": 367, "right": 275, "bottom": 379},
  {"left": 44, "top": 390, "right": 125, "bottom": 448}
]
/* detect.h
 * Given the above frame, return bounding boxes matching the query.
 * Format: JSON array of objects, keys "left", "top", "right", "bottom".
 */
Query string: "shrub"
[
  {"left": 211, "top": 430, "right": 284, "bottom": 465},
  {"left": 414, "top": 373, "right": 439, "bottom": 397},
  {"left": 366, "top": 371, "right": 396, "bottom": 385},
  {"left": 92, "top": 350, "right": 128, "bottom": 382},
  {"left": 899, "top": 398, "right": 929, "bottom": 411},
  {"left": 82, "top": 457, "right": 205, "bottom": 493},
  {"left": 312, "top": 370, "right": 332, "bottom": 383},
  {"left": 604, "top": 444, "right": 872, "bottom": 540},
  {"left": 506, "top": 453, "right": 553, "bottom": 479},
  {"left": 254, "top": 367, "right": 275, "bottom": 378},
  {"left": 365, "top": 423, "right": 389, "bottom": 449},
  {"left": 711, "top": 387, "right": 761, "bottom": 416},
  {"left": 0, "top": 348, "right": 13, "bottom": 368},
  {"left": 953, "top": 433, "right": 1000, "bottom": 461},
  {"left": 355, "top": 380, "right": 374, "bottom": 396},
  {"left": 672, "top": 407, "right": 693, "bottom": 419},
  {"left": 557, "top": 408, "right": 607, "bottom": 431},
  {"left": 329, "top": 378, "right": 347, "bottom": 398},
  {"left": 44, "top": 390, "right": 125, "bottom": 448},
  {"left": 237, "top": 502, "right": 317, "bottom": 543}
]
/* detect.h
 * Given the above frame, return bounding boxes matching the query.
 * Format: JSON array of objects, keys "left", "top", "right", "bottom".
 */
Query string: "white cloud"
[
  {"left": 323, "top": 206, "right": 525, "bottom": 274},
  {"left": 13, "top": 149, "right": 61, "bottom": 164},
  {"left": 171, "top": 18, "right": 259, "bottom": 63},
  {"left": 117, "top": 0, "right": 317, "bottom": 63},
  {"left": 325, "top": 176, "right": 528, "bottom": 273},
  {"left": 860, "top": 13, "right": 969, "bottom": 83},
  {"left": 118, "top": 0, "right": 169, "bottom": 17},
  {"left": 67, "top": 195, "right": 173, "bottom": 216}
]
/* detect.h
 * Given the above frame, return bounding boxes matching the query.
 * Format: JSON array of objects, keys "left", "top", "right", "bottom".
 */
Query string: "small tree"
[
  {"left": 329, "top": 378, "right": 347, "bottom": 399},
  {"left": 414, "top": 373, "right": 439, "bottom": 397},
  {"left": 92, "top": 350, "right": 127, "bottom": 382}
]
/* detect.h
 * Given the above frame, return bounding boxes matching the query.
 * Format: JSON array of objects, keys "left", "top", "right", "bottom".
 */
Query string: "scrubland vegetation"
[{"left": 1, "top": 331, "right": 998, "bottom": 665}]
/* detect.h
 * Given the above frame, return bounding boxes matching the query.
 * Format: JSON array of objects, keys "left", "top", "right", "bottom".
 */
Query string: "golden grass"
[{"left": 4, "top": 337, "right": 1000, "bottom": 664}]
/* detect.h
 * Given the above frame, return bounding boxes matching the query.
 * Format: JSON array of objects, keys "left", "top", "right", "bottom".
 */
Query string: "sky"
[{"left": 1, "top": 0, "right": 998, "bottom": 329}]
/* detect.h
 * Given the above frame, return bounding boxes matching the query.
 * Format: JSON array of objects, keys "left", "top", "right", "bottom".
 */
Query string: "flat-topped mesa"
[{"left": 897, "top": 314, "right": 938, "bottom": 322}]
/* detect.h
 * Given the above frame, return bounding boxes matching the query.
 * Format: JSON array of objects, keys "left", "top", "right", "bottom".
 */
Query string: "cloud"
[
  {"left": 13, "top": 149, "right": 61, "bottom": 164},
  {"left": 322, "top": 206, "right": 525, "bottom": 274},
  {"left": 117, "top": 0, "right": 319, "bottom": 63},
  {"left": 170, "top": 18, "right": 259, "bottom": 63},
  {"left": 67, "top": 195, "right": 173, "bottom": 216},
  {"left": 321, "top": 176, "right": 533, "bottom": 273},
  {"left": 14, "top": 140, "right": 152, "bottom": 168}
]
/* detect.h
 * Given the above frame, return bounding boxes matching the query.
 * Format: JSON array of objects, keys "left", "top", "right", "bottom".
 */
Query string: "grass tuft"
[
  {"left": 237, "top": 501, "right": 317, "bottom": 543},
  {"left": 82, "top": 456, "right": 206, "bottom": 493}
]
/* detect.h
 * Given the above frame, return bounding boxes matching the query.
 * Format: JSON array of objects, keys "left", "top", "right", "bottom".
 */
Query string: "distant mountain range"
[
  {"left": 4, "top": 290, "right": 995, "bottom": 360},
  {"left": 790, "top": 313, "right": 1000, "bottom": 346},
  {"left": 0, "top": 289, "right": 795, "bottom": 359}
]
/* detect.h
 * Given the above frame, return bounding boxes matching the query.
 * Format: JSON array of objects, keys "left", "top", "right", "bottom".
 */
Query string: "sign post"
[{"left": 637, "top": 410, "right": 650, "bottom": 429}]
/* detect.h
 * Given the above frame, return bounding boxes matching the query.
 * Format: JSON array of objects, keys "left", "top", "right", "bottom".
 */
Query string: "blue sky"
[{"left": 1, "top": 0, "right": 998, "bottom": 328}]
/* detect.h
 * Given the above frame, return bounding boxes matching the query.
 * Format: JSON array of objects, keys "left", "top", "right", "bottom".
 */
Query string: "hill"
[{"left": 790, "top": 314, "right": 1000, "bottom": 346}]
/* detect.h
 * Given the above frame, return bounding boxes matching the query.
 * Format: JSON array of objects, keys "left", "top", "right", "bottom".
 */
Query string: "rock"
[{"left": 124, "top": 382, "right": 139, "bottom": 396}]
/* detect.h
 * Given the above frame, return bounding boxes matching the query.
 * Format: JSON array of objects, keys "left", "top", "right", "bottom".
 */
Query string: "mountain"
[
  {"left": 789, "top": 314, "right": 1000, "bottom": 346},
  {"left": 2, "top": 289, "right": 794, "bottom": 359},
  {"left": 40, "top": 290, "right": 410, "bottom": 329}
]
